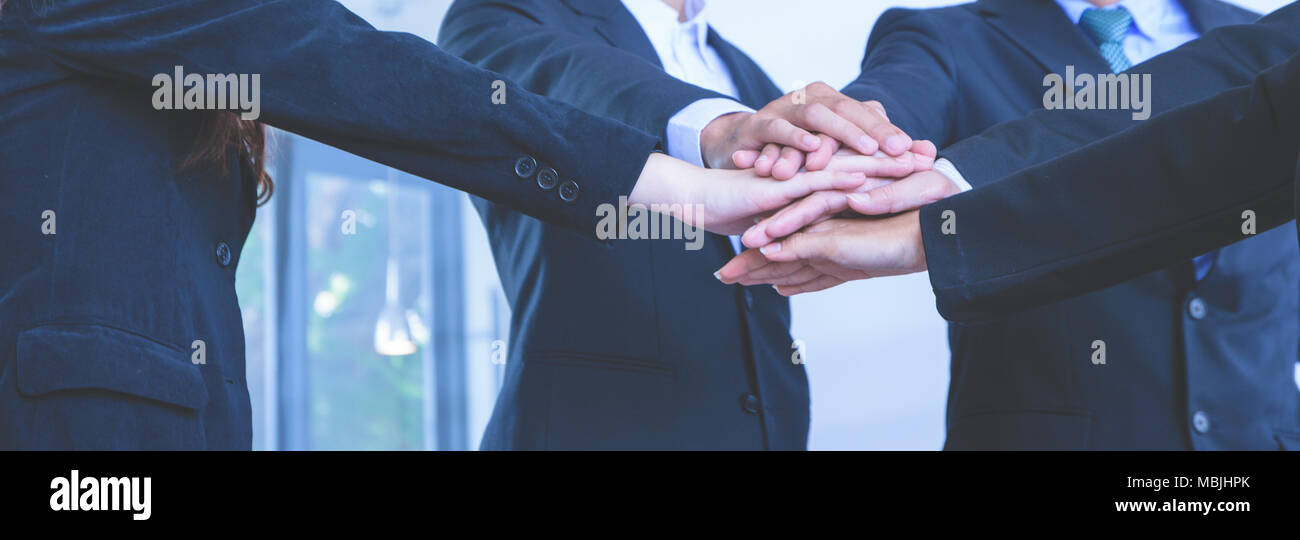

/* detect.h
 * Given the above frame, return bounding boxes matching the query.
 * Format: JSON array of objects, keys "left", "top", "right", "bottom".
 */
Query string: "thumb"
[
  {"left": 758, "top": 229, "right": 836, "bottom": 263},
  {"left": 846, "top": 171, "right": 954, "bottom": 215}
]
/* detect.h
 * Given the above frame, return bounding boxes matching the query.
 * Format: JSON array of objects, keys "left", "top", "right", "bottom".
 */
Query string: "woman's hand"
[
  {"left": 715, "top": 211, "right": 928, "bottom": 295},
  {"left": 629, "top": 153, "right": 919, "bottom": 236}
]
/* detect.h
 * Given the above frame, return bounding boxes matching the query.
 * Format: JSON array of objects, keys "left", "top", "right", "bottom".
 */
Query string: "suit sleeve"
[
  {"left": 942, "top": 2, "right": 1296, "bottom": 188},
  {"left": 12, "top": 0, "right": 658, "bottom": 237},
  {"left": 922, "top": 51, "right": 1300, "bottom": 323},
  {"left": 840, "top": 8, "right": 960, "bottom": 146},
  {"left": 439, "top": 0, "right": 731, "bottom": 143}
]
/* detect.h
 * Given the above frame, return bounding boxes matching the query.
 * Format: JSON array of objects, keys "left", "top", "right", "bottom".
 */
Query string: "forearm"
[
  {"left": 15, "top": 0, "right": 657, "bottom": 234},
  {"left": 942, "top": 3, "right": 1300, "bottom": 188},
  {"left": 439, "top": 0, "right": 730, "bottom": 141},
  {"left": 924, "top": 52, "right": 1300, "bottom": 322}
]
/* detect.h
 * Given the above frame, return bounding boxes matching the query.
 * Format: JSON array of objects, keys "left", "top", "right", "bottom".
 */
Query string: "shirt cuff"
[
  {"left": 667, "top": 98, "right": 754, "bottom": 168},
  {"left": 932, "top": 158, "right": 974, "bottom": 193}
]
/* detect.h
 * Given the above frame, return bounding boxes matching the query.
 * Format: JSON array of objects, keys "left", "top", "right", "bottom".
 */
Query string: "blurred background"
[{"left": 238, "top": 0, "right": 1293, "bottom": 450}]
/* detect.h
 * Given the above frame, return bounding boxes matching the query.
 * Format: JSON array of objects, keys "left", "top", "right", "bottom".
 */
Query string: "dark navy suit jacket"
[
  {"left": 0, "top": 0, "right": 658, "bottom": 449},
  {"left": 441, "top": 0, "right": 808, "bottom": 449},
  {"left": 845, "top": 0, "right": 1300, "bottom": 449},
  {"left": 922, "top": 48, "right": 1300, "bottom": 444}
]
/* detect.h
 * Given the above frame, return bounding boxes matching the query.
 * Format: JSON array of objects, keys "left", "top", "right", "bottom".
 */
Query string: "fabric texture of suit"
[
  {"left": 847, "top": 0, "right": 1299, "bottom": 449},
  {"left": 441, "top": 0, "right": 808, "bottom": 449},
  {"left": 0, "top": 0, "right": 658, "bottom": 449}
]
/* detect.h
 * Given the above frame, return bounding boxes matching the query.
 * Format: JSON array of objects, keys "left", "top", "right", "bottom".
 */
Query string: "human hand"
[
  {"left": 629, "top": 153, "right": 914, "bottom": 236},
  {"left": 740, "top": 169, "right": 959, "bottom": 248},
  {"left": 715, "top": 211, "right": 927, "bottom": 295},
  {"left": 699, "top": 82, "right": 925, "bottom": 179}
]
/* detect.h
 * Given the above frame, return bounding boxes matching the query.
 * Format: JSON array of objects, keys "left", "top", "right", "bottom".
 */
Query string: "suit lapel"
[
  {"left": 973, "top": 0, "right": 1112, "bottom": 76},
  {"left": 707, "top": 28, "right": 783, "bottom": 107},
  {"left": 562, "top": 0, "right": 664, "bottom": 67},
  {"left": 1178, "top": 0, "right": 1259, "bottom": 32}
]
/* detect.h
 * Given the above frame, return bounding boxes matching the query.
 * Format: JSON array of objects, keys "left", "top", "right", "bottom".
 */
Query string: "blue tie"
[{"left": 1079, "top": 7, "right": 1134, "bottom": 73}]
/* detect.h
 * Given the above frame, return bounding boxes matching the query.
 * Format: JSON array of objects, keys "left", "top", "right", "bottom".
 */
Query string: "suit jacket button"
[
  {"left": 215, "top": 241, "right": 233, "bottom": 267},
  {"left": 1192, "top": 411, "right": 1211, "bottom": 434},
  {"left": 558, "top": 180, "right": 580, "bottom": 203},
  {"left": 537, "top": 167, "right": 559, "bottom": 191},
  {"left": 740, "top": 393, "right": 761, "bottom": 414},
  {"left": 514, "top": 156, "right": 538, "bottom": 179},
  {"left": 1187, "top": 297, "right": 1207, "bottom": 320}
]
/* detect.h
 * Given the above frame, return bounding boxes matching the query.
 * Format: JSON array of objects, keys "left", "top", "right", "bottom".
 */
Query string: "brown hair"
[
  {"left": 184, "top": 113, "right": 274, "bottom": 207},
  {"left": 3, "top": 0, "right": 273, "bottom": 206}
]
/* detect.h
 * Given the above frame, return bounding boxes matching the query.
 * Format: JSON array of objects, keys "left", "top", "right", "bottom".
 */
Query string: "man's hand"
[
  {"left": 715, "top": 211, "right": 928, "bottom": 295},
  {"left": 699, "top": 82, "right": 922, "bottom": 179},
  {"left": 629, "top": 153, "right": 918, "bottom": 236},
  {"left": 741, "top": 169, "right": 959, "bottom": 248}
]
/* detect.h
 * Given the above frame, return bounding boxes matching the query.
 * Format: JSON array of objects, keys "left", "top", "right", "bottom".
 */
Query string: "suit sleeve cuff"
[
  {"left": 932, "top": 158, "right": 973, "bottom": 193},
  {"left": 667, "top": 98, "right": 754, "bottom": 167}
]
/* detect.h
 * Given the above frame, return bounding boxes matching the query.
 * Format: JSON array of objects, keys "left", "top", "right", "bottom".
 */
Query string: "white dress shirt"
[
  {"left": 937, "top": 0, "right": 1200, "bottom": 193},
  {"left": 621, "top": 0, "right": 751, "bottom": 253}
]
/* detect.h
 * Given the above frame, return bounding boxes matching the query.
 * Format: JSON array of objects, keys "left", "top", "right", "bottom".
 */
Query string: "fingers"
[
  {"left": 911, "top": 139, "right": 937, "bottom": 159},
  {"left": 850, "top": 100, "right": 911, "bottom": 156},
  {"left": 797, "top": 101, "right": 876, "bottom": 156},
  {"left": 775, "top": 275, "right": 846, "bottom": 296},
  {"left": 743, "top": 191, "right": 849, "bottom": 248},
  {"left": 757, "top": 117, "right": 821, "bottom": 154},
  {"left": 803, "top": 134, "right": 840, "bottom": 172},
  {"left": 755, "top": 228, "right": 837, "bottom": 263},
  {"left": 845, "top": 170, "right": 959, "bottom": 215},
  {"left": 732, "top": 149, "right": 760, "bottom": 169},
  {"left": 752, "top": 143, "right": 781, "bottom": 177},
  {"left": 733, "top": 260, "right": 810, "bottom": 286},
  {"left": 825, "top": 153, "right": 916, "bottom": 178},
  {"left": 772, "top": 146, "right": 806, "bottom": 180},
  {"left": 715, "top": 248, "right": 771, "bottom": 284}
]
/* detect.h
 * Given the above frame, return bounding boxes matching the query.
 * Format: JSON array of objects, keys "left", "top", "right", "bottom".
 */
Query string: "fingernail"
[
  {"left": 775, "top": 158, "right": 788, "bottom": 169},
  {"left": 755, "top": 156, "right": 769, "bottom": 165},
  {"left": 885, "top": 135, "right": 910, "bottom": 154},
  {"left": 848, "top": 193, "right": 870, "bottom": 205},
  {"left": 713, "top": 271, "right": 723, "bottom": 281},
  {"left": 802, "top": 135, "right": 821, "bottom": 149},
  {"left": 771, "top": 285, "right": 780, "bottom": 292},
  {"left": 859, "top": 135, "right": 874, "bottom": 151},
  {"left": 760, "top": 243, "right": 782, "bottom": 255}
]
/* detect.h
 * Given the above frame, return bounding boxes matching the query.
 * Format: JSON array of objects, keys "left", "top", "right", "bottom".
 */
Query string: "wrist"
[
  {"left": 700, "top": 112, "right": 749, "bottom": 169},
  {"left": 630, "top": 153, "right": 695, "bottom": 208},
  {"left": 906, "top": 210, "right": 927, "bottom": 272}
]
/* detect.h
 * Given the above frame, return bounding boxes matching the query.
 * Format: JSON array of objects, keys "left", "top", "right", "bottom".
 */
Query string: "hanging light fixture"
[{"left": 374, "top": 168, "right": 416, "bottom": 356}]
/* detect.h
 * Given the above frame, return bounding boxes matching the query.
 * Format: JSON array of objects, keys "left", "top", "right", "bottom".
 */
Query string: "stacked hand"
[
  {"left": 689, "top": 82, "right": 967, "bottom": 295},
  {"left": 632, "top": 82, "right": 960, "bottom": 294}
]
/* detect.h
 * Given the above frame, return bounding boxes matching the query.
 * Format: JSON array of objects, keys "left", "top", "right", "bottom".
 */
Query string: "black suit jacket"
[
  {"left": 847, "top": 0, "right": 1298, "bottom": 449},
  {"left": 0, "top": 0, "right": 658, "bottom": 449},
  {"left": 441, "top": 0, "right": 807, "bottom": 449}
]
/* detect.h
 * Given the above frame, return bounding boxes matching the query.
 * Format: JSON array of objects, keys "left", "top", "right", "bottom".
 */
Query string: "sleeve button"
[
  {"left": 536, "top": 167, "right": 559, "bottom": 191},
  {"left": 558, "top": 180, "right": 580, "bottom": 203},
  {"left": 514, "top": 156, "right": 538, "bottom": 179}
]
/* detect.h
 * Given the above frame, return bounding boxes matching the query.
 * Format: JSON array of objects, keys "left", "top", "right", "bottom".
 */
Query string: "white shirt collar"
[
  {"left": 1054, "top": 0, "right": 1172, "bottom": 41},
  {"left": 621, "top": 0, "right": 712, "bottom": 52}
]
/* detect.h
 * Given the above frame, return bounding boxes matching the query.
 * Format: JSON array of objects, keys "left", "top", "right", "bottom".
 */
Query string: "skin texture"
[
  {"left": 716, "top": 210, "right": 928, "bottom": 296},
  {"left": 627, "top": 152, "right": 926, "bottom": 236}
]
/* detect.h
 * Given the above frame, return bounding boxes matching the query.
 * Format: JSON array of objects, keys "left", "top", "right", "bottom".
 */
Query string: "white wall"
[{"left": 346, "top": 0, "right": 1293, "bottom": 450}]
